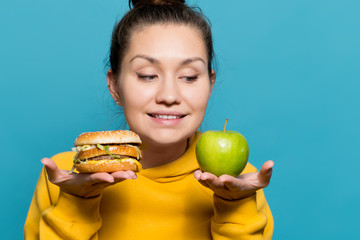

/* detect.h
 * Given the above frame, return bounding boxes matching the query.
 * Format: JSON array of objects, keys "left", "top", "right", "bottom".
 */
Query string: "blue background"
[{"left": 1, "top": 0, "right": 359, "bottom": 239}]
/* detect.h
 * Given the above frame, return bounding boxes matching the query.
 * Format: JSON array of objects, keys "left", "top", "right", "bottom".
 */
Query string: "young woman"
[{"left": 25, "top": 0, "right": 274, "bottom": 239}]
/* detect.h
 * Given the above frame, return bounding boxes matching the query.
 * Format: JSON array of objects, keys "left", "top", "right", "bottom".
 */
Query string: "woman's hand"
[
  {"left": 41, "top": 158, "right": 137, "bottom": 198},
  {"left": 194, "top": 160, "right": 274, "bottom": 200}
]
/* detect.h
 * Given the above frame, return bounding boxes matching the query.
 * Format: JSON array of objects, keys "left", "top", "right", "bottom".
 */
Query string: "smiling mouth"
[{"left": 148, "top": 114, "right": 186, "bottom": 120}]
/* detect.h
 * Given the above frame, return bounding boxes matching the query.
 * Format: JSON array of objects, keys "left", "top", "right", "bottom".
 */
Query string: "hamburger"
[{"left": 72, "top": 130, "right": 142, "bottom": 173}]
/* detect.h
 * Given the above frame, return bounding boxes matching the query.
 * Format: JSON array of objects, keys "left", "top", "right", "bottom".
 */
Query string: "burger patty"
[{"left": 76, "top": 144, "right": 141, "bottom": 161}]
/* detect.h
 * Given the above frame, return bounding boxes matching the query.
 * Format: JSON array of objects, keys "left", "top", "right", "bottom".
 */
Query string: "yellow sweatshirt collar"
[{"left": 139, "top": 132, "right": 201, "bottom": 183}]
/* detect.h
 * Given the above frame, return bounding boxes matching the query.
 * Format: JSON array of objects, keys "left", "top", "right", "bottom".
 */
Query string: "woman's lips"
[{"left": 147, "top": 113, "right": 186, "bottom": 124}]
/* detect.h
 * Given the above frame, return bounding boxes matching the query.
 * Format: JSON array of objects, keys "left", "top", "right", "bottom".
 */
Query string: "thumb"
[
  {"left": 41, "top": 158, "right": 61, "bottom": 182},
  {"left": 257, "top": 160, "right": 274, "bottom": 186}
]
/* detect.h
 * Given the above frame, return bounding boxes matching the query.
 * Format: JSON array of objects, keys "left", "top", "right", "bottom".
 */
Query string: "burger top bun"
[{"left": 74, "top": 130, "right": 141, "bottom": 146}]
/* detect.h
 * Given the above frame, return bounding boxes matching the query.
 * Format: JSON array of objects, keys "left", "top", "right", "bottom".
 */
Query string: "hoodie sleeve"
[
  {"left": 24, "top": 152, "right": 103, "bottom": 240},
  {"left": 211, "top": 190, "right": 273, "bottom": 240},
  {"left": 210, "top": 164, "right": 274, "bottom": 240}
]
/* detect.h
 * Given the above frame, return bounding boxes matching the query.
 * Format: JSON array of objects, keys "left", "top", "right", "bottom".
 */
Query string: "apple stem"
[{"left": 223, "top": 118, "right": 228, "bottom": 132}]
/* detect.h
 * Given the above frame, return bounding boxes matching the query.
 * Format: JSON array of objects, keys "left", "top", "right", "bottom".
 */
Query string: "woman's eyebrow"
[
  {"left": 130, "top": 54, "right": 159, "bottom": 64},
  {"left": 181, "top": 57, "right": 205, "bottom": 66},
  {"left": 129, "top": 55, "right": 205, "bottom": 65}
]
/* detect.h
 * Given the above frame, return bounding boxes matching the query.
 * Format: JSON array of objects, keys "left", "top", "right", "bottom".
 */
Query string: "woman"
[{"left": 24, "top": 0, "right": 274, "bottom": 239}]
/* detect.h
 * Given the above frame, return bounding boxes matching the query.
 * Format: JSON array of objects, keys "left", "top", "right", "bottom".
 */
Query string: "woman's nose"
[{"left": 155, "top": 78, "right": 181, "bottom": 105}]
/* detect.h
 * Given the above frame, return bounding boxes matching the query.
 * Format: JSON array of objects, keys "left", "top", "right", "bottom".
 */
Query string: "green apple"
[{"left": 196, "top": 119, "right": 249, "bottom": 177}]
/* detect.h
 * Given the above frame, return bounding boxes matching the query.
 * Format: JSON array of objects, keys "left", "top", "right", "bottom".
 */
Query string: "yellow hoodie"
[{"left": 24, "top": 133, "right": 273, "bottom": 239}]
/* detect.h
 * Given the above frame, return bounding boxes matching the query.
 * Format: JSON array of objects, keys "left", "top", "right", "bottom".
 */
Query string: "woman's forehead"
[{"left": 126, "top": 24, "right": 207, "bottom": 61}]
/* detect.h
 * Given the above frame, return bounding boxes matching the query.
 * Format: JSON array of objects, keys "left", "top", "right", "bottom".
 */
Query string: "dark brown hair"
[{"left": 108, "top": 0, "right": 214, "bottom": 75}]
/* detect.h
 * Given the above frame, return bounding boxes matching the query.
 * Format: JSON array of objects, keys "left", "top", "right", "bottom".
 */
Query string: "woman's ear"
[
  {"left": 106, "top": 69, "right": 122, "bottom": 106},
  {"left": 210, "top": 69, "right": 216, "bottom": 92}
]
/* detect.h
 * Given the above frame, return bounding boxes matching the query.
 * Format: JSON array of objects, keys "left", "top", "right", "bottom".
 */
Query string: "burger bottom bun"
[{"left": 75, "top": 159, "right": 141, "bottom": 173}]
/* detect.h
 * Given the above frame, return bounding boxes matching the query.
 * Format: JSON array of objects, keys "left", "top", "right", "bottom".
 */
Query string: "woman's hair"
[{"left": 108, "top": 0, "right": 214, "bottom": 76}]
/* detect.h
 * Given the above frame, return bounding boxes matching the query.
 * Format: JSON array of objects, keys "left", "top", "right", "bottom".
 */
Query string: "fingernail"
[{"left": 132, "top": 174, "right": 137, "bottom": 180}]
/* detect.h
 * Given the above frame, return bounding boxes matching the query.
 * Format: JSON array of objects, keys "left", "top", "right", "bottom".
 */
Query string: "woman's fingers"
[
  {"left": 221, "top": 160, "right": 274, "bottom": 191},
  {"left": 194, "top": 160, "right": 275, "bottom": 200},
  {"left": 193, "top": 170, "right": 202, "bottom": 180},
  {"left": 257, "top": 160, "right": 274, "bottom": 187},
  {"left": 111, "top": 170, "right": 137, "bottom": 181},
  {"left": 41, "top": 158, "right": 58, "bottom": 177},
  {"left": 219, "top": 174, "right": 246, "bottom": 191},
  {"left": 87, "top": 172, "right": 115, "bottom": 184},
  {"left": 203, "top": 173, "right": 224, "bottom": 189},
  {"left": 194, "top": 170, "right": 225, "bottom": 191},
  {"left": 40, "top": 158, "right": 140, "bottom": 198},
  {"left": 194, "top": 170, "right": 211, "bottom": 188},
  {"left": 41, "top": 158, "right": 69, "bottom": 183}
]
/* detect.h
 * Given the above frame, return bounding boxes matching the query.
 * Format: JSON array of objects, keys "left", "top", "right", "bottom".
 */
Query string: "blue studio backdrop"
[{"left": 1, "top": 0, "right": 359, "bottom": 239}]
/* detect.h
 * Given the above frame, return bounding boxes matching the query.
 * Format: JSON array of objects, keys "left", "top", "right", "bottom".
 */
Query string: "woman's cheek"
[{"left": 186, "top": 85, "right": 211, "bottom": 109}]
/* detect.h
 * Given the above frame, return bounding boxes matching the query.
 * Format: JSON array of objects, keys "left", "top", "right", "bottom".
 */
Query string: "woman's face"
[{"left": 110, "top": 24, "right": 214, "bottom": 147}]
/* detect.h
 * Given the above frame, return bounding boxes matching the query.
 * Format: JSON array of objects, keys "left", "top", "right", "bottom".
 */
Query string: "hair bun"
[{"left": 130, "top": 0, "right": 185, "bottom": 8}]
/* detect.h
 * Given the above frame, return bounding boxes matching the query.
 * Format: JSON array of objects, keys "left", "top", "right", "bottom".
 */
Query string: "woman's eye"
[
  {"left": 137, "top": 74, "right": 157, "bottom": 81},
  {"left": 182, "top": 75, "right": 199, "bottom": 82}
]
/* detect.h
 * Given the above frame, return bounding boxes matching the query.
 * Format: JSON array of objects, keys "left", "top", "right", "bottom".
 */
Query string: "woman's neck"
[{"left": 140, "top": 139, "right": 188, "bottom": 169}]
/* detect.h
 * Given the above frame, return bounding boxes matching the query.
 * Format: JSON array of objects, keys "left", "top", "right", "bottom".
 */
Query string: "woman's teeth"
[{"left": 154, "top": 115, "right": 180, "bottom": 119}]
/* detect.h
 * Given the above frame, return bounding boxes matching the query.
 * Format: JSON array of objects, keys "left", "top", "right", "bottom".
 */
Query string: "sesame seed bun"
[{"left": 74, "top": 130, "right": 141, "bottom": 146}]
